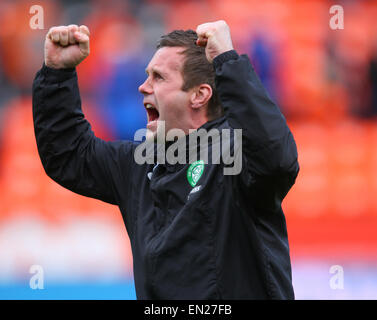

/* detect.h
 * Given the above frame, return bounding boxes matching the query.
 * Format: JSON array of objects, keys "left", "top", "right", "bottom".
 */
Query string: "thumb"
[
  {"left": 74, "top": 31, "right": 89, "bottom": 53},
  {"left": 196, "top": 38, "right": 207, "bottom": 47}
]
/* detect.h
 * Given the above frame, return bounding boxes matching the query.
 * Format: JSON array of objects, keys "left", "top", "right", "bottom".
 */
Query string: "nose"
[{"left": 138, "top": 77, "right": 152, "bottom": 95}]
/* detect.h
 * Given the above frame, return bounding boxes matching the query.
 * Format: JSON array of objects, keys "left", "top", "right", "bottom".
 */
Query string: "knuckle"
[
  {"left": 216, "top": 20, "right": 228, "bottom": 30},
  {"left": 69, "top": 25, "right": 78, "bottom": 33},
  {"left": 196, "top": 24, "right": 206, "bottom": 33},
  {"left": 80, "top": 25, "right": 90, "bottom": 35},
  {"left": 50, "top": 27, "right": 59, "bottom": 34}
]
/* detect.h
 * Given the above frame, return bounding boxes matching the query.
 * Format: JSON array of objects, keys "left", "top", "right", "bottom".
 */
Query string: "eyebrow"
[{"left": 145, "top": 67, "right": 165, "bottom": 76}]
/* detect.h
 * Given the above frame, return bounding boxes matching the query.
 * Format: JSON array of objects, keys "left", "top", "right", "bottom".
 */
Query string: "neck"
[{"left": 184, "top": 108, "right": 209, "bottom": 135}]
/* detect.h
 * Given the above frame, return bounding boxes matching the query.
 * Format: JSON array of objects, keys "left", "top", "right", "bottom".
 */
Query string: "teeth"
[{"left": 145, "top": 103, "right": 153, "bottom": 109}]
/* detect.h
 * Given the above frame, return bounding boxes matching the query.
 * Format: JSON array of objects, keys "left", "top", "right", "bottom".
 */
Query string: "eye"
[{"left": 153, "top": 72, "right": 163, "bottom": 80}]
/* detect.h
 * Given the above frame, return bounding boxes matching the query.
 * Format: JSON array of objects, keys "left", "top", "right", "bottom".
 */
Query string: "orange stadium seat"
[
  {"left": 0, "top": 97, "right": 120, "bottom": 224},
  {"left": 285, "top": 120, "right": 377, "bottom": 259}
]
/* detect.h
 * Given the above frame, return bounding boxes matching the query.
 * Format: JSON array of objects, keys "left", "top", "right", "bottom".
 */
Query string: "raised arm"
[
  {"left": 197, "top": 21, "right": 299, "bottom": 206},
  {"left": 33, "top": 25, "right": 134, "bottom": 205}
]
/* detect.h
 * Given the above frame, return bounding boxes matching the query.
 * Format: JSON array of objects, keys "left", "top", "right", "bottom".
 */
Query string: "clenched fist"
[
  {"left": 196, "top": 20, "right": 234, "bottom": 63},
  {"left": 44, "top": 25, "right": 90, "bottom": 69}
]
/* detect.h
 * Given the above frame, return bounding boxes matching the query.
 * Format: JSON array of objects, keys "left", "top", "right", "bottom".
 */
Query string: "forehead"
[{"left": 146, "top": 46, "right": 185, "bottom": 74}]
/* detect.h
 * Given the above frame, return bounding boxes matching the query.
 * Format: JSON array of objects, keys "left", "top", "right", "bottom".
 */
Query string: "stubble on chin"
[{"left": 145, "top": 121, "right": 166, "bottom": 144}]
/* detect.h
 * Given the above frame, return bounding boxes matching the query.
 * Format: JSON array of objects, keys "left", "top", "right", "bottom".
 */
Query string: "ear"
[{"left": 190, "top": 84, "right": 212, "bottom": 110}]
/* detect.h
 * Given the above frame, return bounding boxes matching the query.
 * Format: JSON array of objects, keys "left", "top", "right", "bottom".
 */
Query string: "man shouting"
[{"left": 32, "top": 21, "right": 299, "bottom": 299}]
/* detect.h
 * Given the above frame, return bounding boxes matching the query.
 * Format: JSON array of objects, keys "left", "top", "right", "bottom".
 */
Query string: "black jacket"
[{"left": 32, "top": 50, "right": 299, "bottom": 299}]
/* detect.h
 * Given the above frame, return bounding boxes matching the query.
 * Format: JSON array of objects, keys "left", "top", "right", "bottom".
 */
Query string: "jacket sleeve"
[
  {"left": 32, "top": 64, "right": 135, "bottom": 205},
  {"left": 213, "top": 50, "right": 299, "bottom": 210}
]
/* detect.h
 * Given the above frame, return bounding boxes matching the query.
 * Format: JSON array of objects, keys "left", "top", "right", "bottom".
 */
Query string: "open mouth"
[
  {"left": 145, "top": 103, "right": 160, "bottom": 131},
  {"left": 145, "top": 103, "right": 159, "bottom": 122}
]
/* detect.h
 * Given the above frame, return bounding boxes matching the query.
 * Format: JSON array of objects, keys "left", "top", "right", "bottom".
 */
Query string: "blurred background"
[{"left": 0, "top": 0, "right": 376, "bottom": 299}]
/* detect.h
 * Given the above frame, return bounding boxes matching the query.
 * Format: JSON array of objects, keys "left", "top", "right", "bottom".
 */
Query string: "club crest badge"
[{"left": 187, "top": 160, "right": 204, "bottom": 187}]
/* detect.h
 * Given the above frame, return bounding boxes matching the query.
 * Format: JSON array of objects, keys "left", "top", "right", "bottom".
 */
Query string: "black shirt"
[{"left": 32, "top": 50, "right": 299, "bottom": 299}]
